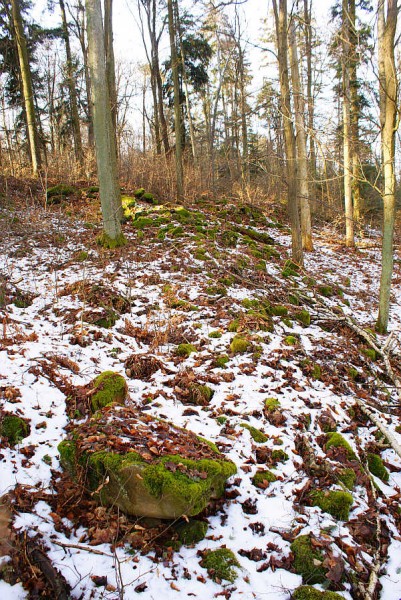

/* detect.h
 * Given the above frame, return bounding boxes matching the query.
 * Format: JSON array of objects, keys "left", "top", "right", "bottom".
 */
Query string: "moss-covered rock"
[
  {"left": 209, "top": 330, "right": 222, "bottom": 338},
  {"left": 133, "top": 187, "right": 145, "bottom": 198},
  {"left": 91, "top": 371, "right": 128, "bottom": 412},
  {"left": 46, "top": 184, "right": 76, "bottom": 202},
  {"left": 97, "top": 232, "right": 127, "bottom": 249},
  {"left": 201, "top": 548, "right": 240, "bottom": 583},
  {"left": 187, "top": 384, "right": 214, "bottom": 406},
  {"left": 362, "top": 348, "right": 377, "bottom": 361},
  {"left": 241, "top": 423, "right": 268, "bottom": 443},
  {"left": 284, "top": 335, "right": 298, "bottom": 346},
  {"left": 252, "top": 469, "right": 277, "bottom": 488},
  {"left": 317, "top": 285, "right": 334, "bottom": 298},
  {"left": 295, "top": 309, "right": 311, "bottom": 327},
  {"left": 367, "top": 453, "right": 389, "bottom": 482},
  {"left": 293, "top": 586, "right": 345, "bottom": 600},
  {"left": 309, "top": 489, "right": 353, "bottom": 521},
  {"left": 0, "top": 414, "right": 30, "bottom": 445},
  {"left": 337, "top": 467, "right": 356, "bottom": 490},
  {"left": 271, "top": 449, "right": 289, "bottom": 463},
  {"left": 230, "top": 335, "right": 250, "bottom": 354},
  {"left": 59, "top": 406, "right": 237, "bottom": 519},
  {"left": 264, "top": 397, "right": 280, "bottom": 412},
  {"left": 214, "top": 355, "right": 229, "bottom": 368},
  {"left": 291, "top": 535, "right": 326, "bottom": 584},
  {"left": 325, "top": 432, "right": 356, "bottom": 460},
  {"left": 176, "top": 343, "right": 197, "bottom": 357},
  {"left": 227, "top": 318, "right": 240, "bottom": 333}
]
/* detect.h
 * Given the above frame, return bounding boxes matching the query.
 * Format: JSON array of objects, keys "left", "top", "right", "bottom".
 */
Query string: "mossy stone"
[
  {"left": 227, "top": 318, "right": 240, "bottom": 333},
  {"left": 230, "top": 335, "right": 249, "bottom": 354},
  {"left": 0, "top": 415, "right": 30, "bottom": 445},
  {"left": 325, "top": 432, "right": 356, "bottom": 460},
  {"left": 284, "top": 335, "right": 298, "bottom": 346},
  {"left": 312, "top": 364, "right": 322, "bottom": 380},
  {"left": 58, "top": 439, "right": 78, "bottom": 476},
  {"left": 176, "top": 343, "right": 197, "bottom": 357},
  {"left": 367, "top": 453, "right": 389, "bottom": 482},
  {"left": 133, "top": 187, "right": 145, "bottom": 198},
  {"left": 209, "top": 330, "right": 222, "bottom": 338},
  {"left": 291, "top": 535, "right": 326, "bottom": 584},
  {"left": 293, "top": 586, "right": 345, "bottom": 600},
  {"left": 201, "top": 548, "right": 240, "bottom": 583},
  {"left": 174, "top": 520, "right": 208, "bottom": 545},
  {"left": 271, "top": 305, "right": 288, "bottom": 316},
  {"left": 309, "top": 489, "right": 353, "bottom": 521},
  {"left": 271, "top": 449, "right": 289, "bottom": 463},
  {"left": 46, "top": 184, "right": 75, "bottom": 200},
  {"left": 362, "top": 348, "right": 377, "bottom": 361},
  {"left": 91, "top": 371, "right": 128, "bottom": 412},
  {"left": 214, "top": 355, "right": 229, "bottom": 368},
  {"left": 241, "top": 423, "right": 268, "bottom": 443},
  {"left": 317, "top": 285, "right": 334, "bottom": 297},
  {"left": 252, "top": 469, "right": 277, "bottom": 488},
  {"left": 188, "top": 384, "right": 214, "bottom": 405},
  {"left": 265, "top": 397, "right": 280, "bottom": 412}
]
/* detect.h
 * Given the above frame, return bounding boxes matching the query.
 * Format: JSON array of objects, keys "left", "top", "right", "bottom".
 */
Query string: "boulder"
[{"left": 58, "top": 405, "right": 236, "bottom": 519}]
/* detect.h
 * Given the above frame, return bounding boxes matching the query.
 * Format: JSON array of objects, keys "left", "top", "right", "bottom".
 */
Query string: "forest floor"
[{"left": 0, "top": 184, "right": 401, "bottom": 600}]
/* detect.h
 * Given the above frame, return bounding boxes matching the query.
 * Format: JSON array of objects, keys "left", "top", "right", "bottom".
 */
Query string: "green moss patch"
[
  {"left": 367, "top": 453, "right": 389, "bottom": 482},
  {"left": 174, "top": 520, "right": 208, "bottom": 545},
  {"left": 241, "top": 423, "right": 268, "bottom": 443},
  {"left": 337, "top": 468, "right": 356, "bottom": 490},
  {"left": 209, "top": 330, "right": 222, "bottom": 338},
  {"left": 91, "top": 371, "right": 128, "bottom": 412},
  {"left": 284, "top": 335, "right": 298, "bottom": 346},
  {"left": 176, "top": 343, "right": 197, "bottom": 357},
  {"left": 230, "top": 335, "right": 250, "bottom": 354},
  {"left": 97, "top": 232, "right": 127, "bottom": 249},
  {"left": 293, "top": 586, "right": 345, "bottom": 600},
  {"left": 271, "top": 449, "right": 289, "bottom": 463},
  {"left": 325, "top": 432, "right": 356, "bottom": 460},
  {"left": 282, "top": 259, "right": 301, "bottom": 278},
  {"left": 295, "top": 310, "right": 311, "bottom": 327},
  {"left": 291, "top": 535, "right": 326, "bottom": 584},
  {"left": 187, "top": 384, "right": 214, "bottom": 406},
  {"left": 201, "top": 548, "right": 240, "bottom": 583},
  {"left": 0, "top": 414, "right": 30, "bottom": 445},
  {"left": 46, "top": 184, "right": 76, "bottom": 201},
  {"left": 214, "top": 355, "right": 229, "bottom": 368},
  {"left": 264, "top": 397, "right": 280, "bottom": 412},
  {"left": 252, "top": 469, "right": 277, "bottom": 488},
  {"left": 309, "top": 489, "right": 353, "bottom": 521}
]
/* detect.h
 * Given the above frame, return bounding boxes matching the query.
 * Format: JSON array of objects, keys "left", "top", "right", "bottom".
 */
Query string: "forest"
[{"left": 0, "top": 0, "right": 400, "bottom": 599}]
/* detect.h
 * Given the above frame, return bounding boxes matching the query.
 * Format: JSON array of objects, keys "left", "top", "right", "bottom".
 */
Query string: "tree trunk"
[
  {"left": 167, "top": 0, "right": 184, "bottom": 199},
  {"left": 11, "top": 0, "right": 41, "bottom": 176},
  {"left": 349, "top": 0, "right": 361, "bottom": 222},
  {"left": 289, "top": 20, "right": 313, "bottom": 251},
  {"left": 272, "top": 0, "right": 303, "bottom": 266},
  {"left": 304, "top": 0, "right": 316, "bottom": 178},
  {"left": 376, "top": 0, "right": 398, "bottom": 333},
  {"left": 85, "top": 0, "right": 124, "bottom": 246},
  {"left": 342, "top": 0, "right": 354, "bottom": 247},
  {"left": 104, "top": 0, "right": 118, "bottom": 148},
  {"left": 59, "top": 0, "right": 83, "bottom": 163}
]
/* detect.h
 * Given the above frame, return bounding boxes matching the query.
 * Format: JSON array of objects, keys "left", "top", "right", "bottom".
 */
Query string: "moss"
[
  {"left": 76, "top": 251, "right": 89, "bottom": 262},
  {"left": 188, "top": 384, "right": 214, "bottom": 405},
  {"left": 265, "top": 398, "right": 281, "bottom": 412},
  {"left": 282, "top": 260, "right": 301, "bottom": 278},
  {"left": 271, "top": 449, "right": 289, "bottom": 463},
  {"left": 293, "top": 586, "right": 345, "bottom": 600},
  {"left": 97, "top": 232, "right": 127, "bottom": 248},
  {"left": 91, "top": 371, "right": 128, "bottom": 412},
  {"left": 312, "top": 364, "right": 322, "bottom": 380},
  {"left": 93, "top": 309, "right": 118, "bottom": 328},
  {"left": 201, "top": 548, "right": 240, "bottom": 583},
  {"left": 132, "top": 216, "right": 154, "bottom": 229},
  {"left": 317, "top": 285, "right": 334, "bottom": 297},
  {"left": 252, "top": 469, "right": 277, "bottom": 488},
  {"left": 142, "top": 192, "right": 158, "bottom": 204},
  {"left": 216, "top": 416, "right": 227, "bottom": 425},
  {"left": 227, "top": 318, "right": 240, "bottom": 333},
  {"left": 295, "top": 310, "right": 311, "bottom": 327},
  {"left": 309, "top": 489, "right": 353, "bottom": 521},
  {"left": 46, "top": 184, "right": 75, "bottom": 199},
  {"left": 87, "top": 185, "right": 99, "bottom": 193},
  {"left": 0, "top": 415, "right": 30, "bottom": 445},
  {"left": 242, "top": 298, "right": 259, "bottom": 309},
  {"left": 241, "top": 423, "right": 268, "bottom": 443},
  {"left": 197, "top": 436, "right": 219, "bottom": 454},
  {"left": 174, "top": 520, "right": 208, "bottom": 545},
  {"left": 142, "top": 455, "right": 237, "bottom": 515},
  {"left": 367, "top": 453, "right": 389, "bottom": 482},
  {"left": 288, "top": 293, "right": 300, "bottom": 305},
  {"left": 325, "top": 432, "right": 356, "bottom": 460},
  {"left": 271, "top": 305, "right": 288, "bottom": 316},
  {"left": 214, "top": 355, "right": 229, "bottom": 368},
  {"left": 209, "top": 330, "right": 222, "bottom": 338},
  {"left": 133, "top": 187, "right": 145, "bottom": 198},
  {"left": 221, "top": 230, "right": 239, "bottom": 248},
  {"left": 176, "top": 343, "right": 197, "bottom": 357},
  {"left": 362, "top": 348, "right": 377, "bottom": 361},
  {"left": 348, "top": 367, "right": 359, "bottom": 380},
  {"left": 206, "top": 285, "right": 227, "bottom": 296},
  {"left": 337, "top": 468, "right": 356, "bottom": 490},
  {"left": 58, "top": 440, "right": 78, "bottom": 475},
  {"left": 230, "top": 335, "right": 249, "bottom": 354},
  {"left": 290, "top": 535, "right": 326, "bottom": 584},
  {"left": 284, "top": 335, "right": 298, "bottom": 346}
]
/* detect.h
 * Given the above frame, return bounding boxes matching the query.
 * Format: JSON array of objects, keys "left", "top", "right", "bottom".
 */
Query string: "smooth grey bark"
[
  {"left": 104, "top": 0, "right": 118, "bottom": 147},
  {"left": 272, "top": 0, "right": 303, "bottom": 266},
  {"left": 376, "top": 0, "right": 398, "bottom": 333},
  {"left": 167, "top": 0, "right": 184, "bottom": 199},
  {"left": 342, "top": 0, "right": 354, "bottom": 247},
  {"left": 85, "top": 0, "right": 124, "bottom": 245},
  {"left": 59, "top": 0, "right": 83, "bottom": 163},
  {"left": 11, "top": 0, "right": 41, "bottom": 176},
  {"left": 289, "top": 20, "right": 313, "bottom": 251}
]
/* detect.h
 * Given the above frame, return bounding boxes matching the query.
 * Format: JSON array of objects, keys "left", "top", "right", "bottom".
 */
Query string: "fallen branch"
[
  {"left": 52, "top": 540, "right": 114, "bottom": 557},
  {"left": 355, "top": 399, "right": 401, "bottom": 461},
  {"left": 25, "top": 537, "right": 71, "bottom": 600}
]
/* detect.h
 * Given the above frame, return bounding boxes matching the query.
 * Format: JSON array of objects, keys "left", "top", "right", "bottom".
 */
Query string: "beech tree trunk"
[
  {"left": 272, "top": 0, "right": 303, "bottom": 266},
  {"left": 11, "top": 0, "right": 41, "bottom": 176},
  {"left": 342, "top": 0, "right": 354, "bottom": 247},
  {"left": 167, "top": 0, "right": 184, "bottom": 199},
  {"left": 104, "top": 0, "right": 118, "bottom": 149},
  {"left": 85, "top": 0, "right": 124, "bottom": 246},
  {"left": 289, "top": 20, "right": 313, "bottom": 251},
  {"left": 376, "top": 0, "right": 398, "bottom": 333},
  {"left": 59, "top": 0, "right": 83, "bottom": 163}
]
